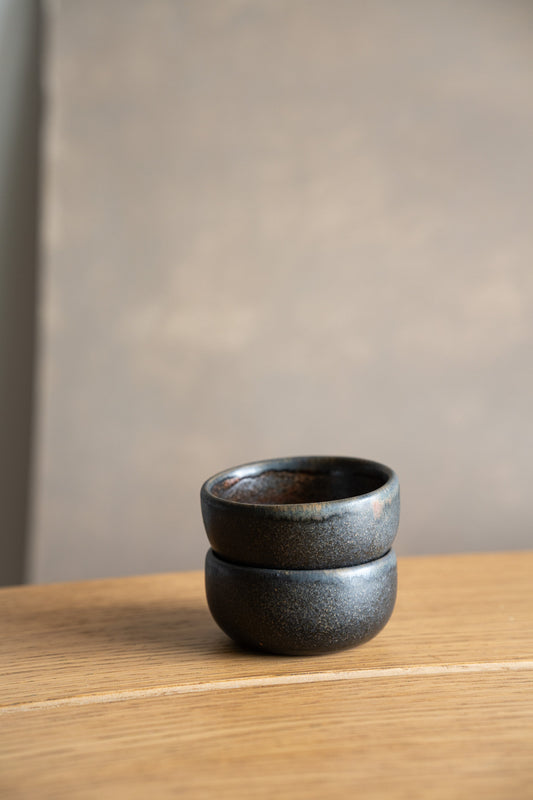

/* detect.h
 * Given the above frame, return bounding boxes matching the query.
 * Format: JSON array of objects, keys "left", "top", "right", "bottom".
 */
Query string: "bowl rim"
[
  {"left": 206, "top": 546, "right": 397, "bottom": 577},
  {"left": 201, "top": 455, "right": 398, "bottom": 513}
]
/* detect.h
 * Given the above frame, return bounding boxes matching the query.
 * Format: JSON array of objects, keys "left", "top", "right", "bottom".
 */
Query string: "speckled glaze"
[
  {"left": 205, "top": 548, "right": 397, "bottom": 656},
  {"left": 201, "top": 456, "right": 399, "bottom": 569}
]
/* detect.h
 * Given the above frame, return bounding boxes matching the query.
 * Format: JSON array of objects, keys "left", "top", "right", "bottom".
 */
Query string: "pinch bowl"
[
  {"left": 205, "top": 548, "right": 397, "bottom": 656},
  {"left": 201, "top": 455, "right": 400, "bottom": 570}
]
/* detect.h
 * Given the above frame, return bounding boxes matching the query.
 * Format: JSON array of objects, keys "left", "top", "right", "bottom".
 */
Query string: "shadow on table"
[
  {"left": 83, "top": 600, "right": 288, "bottom": 660},
  {"left": 8, "top": 593, "right": 285, "bottom": 661},
  {"left": 72, "top": 599, "right": 291, "bottom": 660}
]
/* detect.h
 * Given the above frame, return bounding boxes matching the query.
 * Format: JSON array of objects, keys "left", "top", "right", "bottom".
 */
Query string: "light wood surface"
[{"left": 1, "top": 552, "right": 532, "bottom": 798}]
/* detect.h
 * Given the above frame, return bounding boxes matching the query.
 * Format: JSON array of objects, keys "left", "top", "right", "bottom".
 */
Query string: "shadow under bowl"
[
  {"left": 201, "top": 455, "right": 400, "bottom": 569},
  {"left": 205, "top": 548, "right": 397, "bottom": 656}
]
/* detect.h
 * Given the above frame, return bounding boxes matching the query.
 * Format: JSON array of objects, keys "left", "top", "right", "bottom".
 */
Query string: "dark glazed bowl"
[
  {"left": 201, "top": 456, "right": 399, "bottom": 569},
  {"left": 205, "top": 548, "right": 397, "bottom": 656}
]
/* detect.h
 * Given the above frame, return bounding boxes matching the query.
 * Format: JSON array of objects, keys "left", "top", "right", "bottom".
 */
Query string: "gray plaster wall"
[{"left": 30, "top": 0, "right": 533, "bottom": 582}]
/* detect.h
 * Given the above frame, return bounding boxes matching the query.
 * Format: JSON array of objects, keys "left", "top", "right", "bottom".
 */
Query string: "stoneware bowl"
[
  {"left": 201, "top": 455, "right": 399, "bottom": 569},
  {"left": 205, "top": 548, "right": 397, "bottom": 656}
]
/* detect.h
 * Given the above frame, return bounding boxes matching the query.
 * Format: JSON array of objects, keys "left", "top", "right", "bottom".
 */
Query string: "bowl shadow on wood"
[
  {"left": 8, "top": 594, "right": 301, "bottom": 660},
  {"left": 62, "top": 600, "right": 319, "bottom": 660}
]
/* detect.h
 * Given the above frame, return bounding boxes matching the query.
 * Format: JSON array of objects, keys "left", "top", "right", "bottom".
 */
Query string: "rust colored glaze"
[{"left": 211, "top": 468, "right": 382, "bottom": 505}]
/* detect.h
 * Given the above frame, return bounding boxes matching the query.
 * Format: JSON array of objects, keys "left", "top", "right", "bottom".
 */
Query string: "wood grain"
[
  {"left": 1, "top": 552, "right": 532, "bottom": 708},
  {"left": 1, "top": 672, "right": 532, "bottom": 799},
  {"left": 1, "top": 552, "right": 532, "bottom": 798}
]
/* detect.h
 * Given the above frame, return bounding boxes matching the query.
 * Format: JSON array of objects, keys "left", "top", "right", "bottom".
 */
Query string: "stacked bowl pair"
[{"left": 201, "top": 456, "right": 400, "bottom": 656}]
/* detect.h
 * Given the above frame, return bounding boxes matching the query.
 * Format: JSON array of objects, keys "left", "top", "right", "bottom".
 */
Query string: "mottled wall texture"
[{"left": 30, "top": 0, "right": 533, "bottom": 582}]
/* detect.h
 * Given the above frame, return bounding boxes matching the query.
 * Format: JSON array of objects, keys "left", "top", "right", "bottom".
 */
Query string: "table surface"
[{"left": 1, "top": 551, "right": 532, "bottom": 799}]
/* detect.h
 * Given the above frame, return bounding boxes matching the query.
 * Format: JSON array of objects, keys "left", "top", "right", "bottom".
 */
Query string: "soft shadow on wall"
[
  {"left": 28, "top": 0, "right": 533, "bottom": 583},
  {"left": 0, "top": 0, "right": 41, "bottom": 586}
]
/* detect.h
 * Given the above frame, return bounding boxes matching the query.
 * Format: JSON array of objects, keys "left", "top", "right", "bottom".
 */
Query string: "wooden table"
[{"left": 1, "top": 552, "right": 532, "bottom": 798}]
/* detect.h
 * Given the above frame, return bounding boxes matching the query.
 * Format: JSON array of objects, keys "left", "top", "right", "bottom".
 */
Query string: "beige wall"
[{"left": 30, "top": 0, "right": 533, "bottom": 582}]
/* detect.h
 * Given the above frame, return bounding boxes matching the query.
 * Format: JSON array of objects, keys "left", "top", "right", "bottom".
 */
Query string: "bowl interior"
[{"left": 210, "top": 462, "right": 388, "bottom": 506}]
